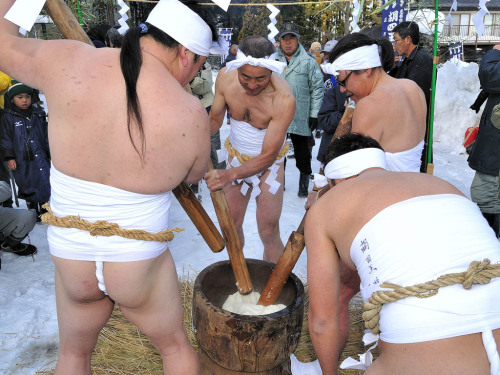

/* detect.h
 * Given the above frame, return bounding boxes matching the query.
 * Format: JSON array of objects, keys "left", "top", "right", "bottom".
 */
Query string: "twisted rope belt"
[
  {"left": 41, "top": 203, "right": 183, "bottom": 242},
  {"left": 362, "top": 259, "right": 500, "bottom": 335},
  {"left": 224, "top": 137, "right": 289, "bottom": 164}
]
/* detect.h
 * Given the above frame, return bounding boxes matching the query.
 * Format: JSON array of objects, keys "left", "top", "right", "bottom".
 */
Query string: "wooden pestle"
[
  {"left": 258, "top": 215, "right": 305, "bottom": 306},
  {"left": 258, "top": 107, "right": 356, "bottom": 306},
  {"left": 208, "top": 162, "right": 253, "bottom": 294}
]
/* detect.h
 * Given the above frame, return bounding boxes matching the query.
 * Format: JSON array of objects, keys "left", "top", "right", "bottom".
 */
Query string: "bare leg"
[
  {"left": 105, "top": 250, "right": 199, "bottom": 375},
  {"left": 255, "top": 164, "right": 285, "bottom": 263},
  {"left": 338, "top": 261, "right": 360, "bottom": 353},
  {"left": 52, "top": 257, "right": 114, "bottom": 375},
  {"left": 223, "top": 180, "right": 251, "bottom": 249}
]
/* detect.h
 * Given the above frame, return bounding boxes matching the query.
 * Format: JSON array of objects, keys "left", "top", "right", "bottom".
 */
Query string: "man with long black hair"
[{"left": 0, "top": 0, "right": 219, "bottom": 373}]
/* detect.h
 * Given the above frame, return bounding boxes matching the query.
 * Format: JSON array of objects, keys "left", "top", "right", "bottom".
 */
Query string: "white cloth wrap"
[
  {"left": 225, "top": 50, "right": 286, "bottom": 74},
  {"left": 314, "top": 148, "right": 387, "bottom": 188},
  {"left": 146, "top": 0, "right": 213, "bottom": 56},
  {"left": 47, "top": 164, "right": 171, "bottom": 263},
  {"left": 385, "top": 140, "right": 424, "bottom": 173},
  {"left": 351, "top": 194, "right": 500, "bottom": 344},
  {"left": 321, "top": 44, "right": 382, "bottom": 76},
  {"left": 226, "top": 118, "right": 285, "bottom": 198}
]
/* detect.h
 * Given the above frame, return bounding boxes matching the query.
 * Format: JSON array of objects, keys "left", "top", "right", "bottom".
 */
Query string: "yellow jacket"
[{"left": 0, "top": 71, "right": 11, "bottom": 109}]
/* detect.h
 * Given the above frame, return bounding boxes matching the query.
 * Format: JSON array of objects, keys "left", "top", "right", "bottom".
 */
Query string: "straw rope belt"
[
  {"left": 40, "top": 203, "right": 183, "bottom": 242},
  {"left": 224, "top": 137, "right": 289, "bottom": 164},
  {"left": 362, "top": 259, "right": 500, "bottom": 335}
]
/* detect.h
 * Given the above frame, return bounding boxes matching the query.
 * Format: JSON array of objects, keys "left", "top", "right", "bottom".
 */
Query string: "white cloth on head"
[
  {"left": 314, "top": 148, "right": 387, "bottom": 188},
  {"left": 321, "top": 44, "right": 382, "bottom": 76},
  {"left": 225, "top": 50, "right": 286, "bottom": 74},
  {"left": 385, "top": 140, "right": 424, "bottom": 172},
  {"left": 146, "top": 0, "right": 213, "bottom": 56},
  {"left": 226, "top": 118, "right": 285, "bottom": 198},
  {"left": 350, "top": 194, "right": 500, "bottom": 344}
]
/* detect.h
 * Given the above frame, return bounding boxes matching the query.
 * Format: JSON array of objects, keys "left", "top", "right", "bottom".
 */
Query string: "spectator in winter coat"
[
  {"left": 468, "top": 44, "right": 500, "bottom": 238},
  {"left": 317, "top": 83, "right": 347, "bottom": 163},
  {"left": 276, "top": 22, "right": 324, "bottom": 197},
  {"left": 0, "top": 80, "right": 50, "bottom": 218}
]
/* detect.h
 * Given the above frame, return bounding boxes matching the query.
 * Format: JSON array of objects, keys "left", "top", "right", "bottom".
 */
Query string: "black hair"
[
  {"left": 239, "top": 35, "right": 276, "bottom": 58},
  {"left": 393, "top": 21, "right": 420, "bottom": 46},
  {"left": 324, "top": 133, "right": 384, "bottom": 165},
  {"left": 119, "top": 2, "right": 217, "bottom": 160},
  {"left": 106, "top": 27, "right": 123, "bottom": 48},
  {"left": 328, "top": 33, "right": 395, "bottom": 73}
]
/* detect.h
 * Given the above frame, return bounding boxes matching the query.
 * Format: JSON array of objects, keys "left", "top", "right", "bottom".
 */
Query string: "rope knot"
[
  {"left": 89, "top": 221, "right": 120, "bottom": 236},
  {"left": 462, "top": 259, "right": 491, "bottom": 289}
]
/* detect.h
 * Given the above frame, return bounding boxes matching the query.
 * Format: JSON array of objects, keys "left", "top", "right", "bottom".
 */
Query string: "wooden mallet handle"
[{"left": 208, "top": 162, "right": 253, "bottom": 295}]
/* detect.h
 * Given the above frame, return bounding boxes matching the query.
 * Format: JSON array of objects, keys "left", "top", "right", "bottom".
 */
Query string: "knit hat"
[
  {"left": 7, "top": 80, "right": 33, "bottom": 98},
  {"left": 310, "top": 42, "right": 321, "bottom": 53},
  {"left": 491, "top": 103, "right": 500, "bottom": 129}
]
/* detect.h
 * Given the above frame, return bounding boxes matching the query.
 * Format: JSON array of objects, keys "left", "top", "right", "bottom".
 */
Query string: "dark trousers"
[{"left": 290, "top": 133, "right": 314, "bottom": 175}]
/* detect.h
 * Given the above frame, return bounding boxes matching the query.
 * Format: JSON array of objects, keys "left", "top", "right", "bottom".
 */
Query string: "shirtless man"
[
  {"left": 205, "top": 36, "right": 295, "bottom": 263},
  {"left": 305, "top": 133, "right": 500, "bottom": 375},
  {"left": 323, "top": 33, "right": 426, "bottom": 172},
  {"left": 308, "top": 33, "right": 427, "bottom": 351},
  {"left": 0, "top": 0, "right": 218, "bottom": 374}
]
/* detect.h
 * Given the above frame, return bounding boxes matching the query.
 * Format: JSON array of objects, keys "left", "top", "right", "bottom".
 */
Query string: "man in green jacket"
[{"left": 276, "top": 22, "right": 324, "bottom": 197}]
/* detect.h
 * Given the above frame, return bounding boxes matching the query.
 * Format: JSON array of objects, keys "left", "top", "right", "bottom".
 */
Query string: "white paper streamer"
[
  {"left": 472, "top": 0, "right": 490, "bottom": 38},
  {"left": 350, "top": 0, "right": 361, "bottom": 33},
  {"left": 266, "top": 3, "right": 280, "bottom": 43},
  {"left": 117, "top": 0, "right": 130, "bottom": 35},
  {"left": 5, "top": 0, "right": 46, "bottom": 35},
  {"left": 340, "top": 332, "right": 379, "bottom": 370},
  {"left": 446, "top": 0, "right": 458, "bottom": 28},
  {"left": 290, "top": 354, "right": 322, "bottom": 374},
  {"left": 212, "top": 0, "right": 231, "bottom": 11}
]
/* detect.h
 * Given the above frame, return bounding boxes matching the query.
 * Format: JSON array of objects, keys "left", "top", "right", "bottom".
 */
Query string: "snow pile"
[{"left": 434, "top": 59, "right": 481, "bottom": 152}]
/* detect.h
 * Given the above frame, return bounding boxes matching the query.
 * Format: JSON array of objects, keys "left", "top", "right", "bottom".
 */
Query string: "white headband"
[
  {"left": 314, "top": 148, "right": 387, "bottom": 188},
  {"left": 225, "top": 50, "right": 286, "bottom": 74},
  {"left": 146, "top": 0, "right": 213, "bottom": 56},
  {"left": 321, "top": 44, "right": 382, "bottom": 76}
]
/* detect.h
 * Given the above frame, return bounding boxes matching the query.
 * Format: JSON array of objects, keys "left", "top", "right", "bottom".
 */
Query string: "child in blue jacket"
[{"left": 0, "top": 80, "right": 50, "bottom": 218}]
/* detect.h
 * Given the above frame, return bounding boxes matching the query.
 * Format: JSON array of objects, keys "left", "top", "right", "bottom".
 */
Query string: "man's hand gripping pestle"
[{"left": 208, "top": 162, "right": 253, "bottom": 295}]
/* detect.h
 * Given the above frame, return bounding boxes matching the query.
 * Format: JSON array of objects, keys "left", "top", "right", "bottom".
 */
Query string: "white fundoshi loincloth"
[{"left": 221, "top": 118, "right": 286, "bottom": 199}]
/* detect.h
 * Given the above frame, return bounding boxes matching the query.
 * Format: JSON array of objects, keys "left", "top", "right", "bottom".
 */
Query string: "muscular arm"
[
  {"left": 208, "top": 68, "right": 229, "bottom": 135},
  {"left": 0, "top": 1, "right": 90, "bottom": 96},
  {"left": 305, "top": 203, "right": 342, "bottom": 375},
  {"left": 205, "top": 90, "right": 295, "bottom": 191}
]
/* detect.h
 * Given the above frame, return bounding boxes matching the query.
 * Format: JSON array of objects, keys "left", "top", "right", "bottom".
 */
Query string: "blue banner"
[
  {"left": 448, "top": 42, "right": 463, "bottom": 61},
  {"left": 219, "top": 28, "right": 233, "bottom": 62},
  {"left": 381, "top": 0, "right": 406, "bottom": 40}
]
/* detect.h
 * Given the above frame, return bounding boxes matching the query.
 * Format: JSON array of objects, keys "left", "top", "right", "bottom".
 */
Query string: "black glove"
[{"left": 308, "top": 117, "right": 318, "bottom": 131}]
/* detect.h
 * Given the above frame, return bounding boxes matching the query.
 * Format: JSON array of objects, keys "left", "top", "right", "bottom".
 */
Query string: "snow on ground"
[{"left": 0, "top": 60, "right": 481, "bottom": 374}]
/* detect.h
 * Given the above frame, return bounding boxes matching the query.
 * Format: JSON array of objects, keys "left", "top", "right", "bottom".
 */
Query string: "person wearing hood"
[{"left": 0, "top": 80, "right": 50, "bottom": 218}]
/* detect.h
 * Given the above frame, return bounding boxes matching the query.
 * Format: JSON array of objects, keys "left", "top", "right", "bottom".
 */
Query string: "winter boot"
[
  {"left": 0, "top": 242, "right": 37, "bottom": 256},
  {"left": 482, "top": 212, "right": 500, "bottom": 238},
  {"left": 298, "top": 173, "right": 309, "bottom": 198}
]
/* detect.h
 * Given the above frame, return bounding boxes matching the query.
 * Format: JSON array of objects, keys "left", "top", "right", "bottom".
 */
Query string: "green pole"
[
  {"left": 76, "top": 0, "right": 83, "bottom": 25},
  {"left": 427, "top": 0, "right": 439, "bottom": 172}
]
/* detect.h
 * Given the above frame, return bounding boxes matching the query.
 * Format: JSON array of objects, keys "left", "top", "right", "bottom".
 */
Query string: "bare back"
[
  {"left": 321, "top": 170, "right": 464, "bottom": 265},
  {"left": 4, "top": 40, "right": 210, "bottom": 194},
  {"left": 352, "top": 74, "right": 427, "bottom": 153}
]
